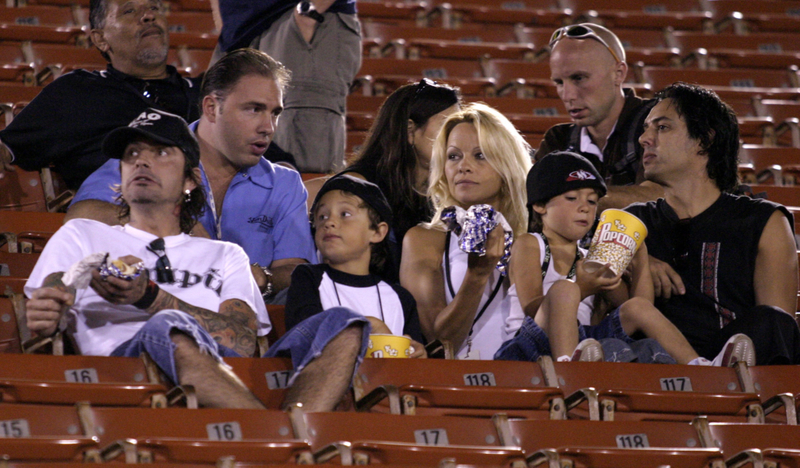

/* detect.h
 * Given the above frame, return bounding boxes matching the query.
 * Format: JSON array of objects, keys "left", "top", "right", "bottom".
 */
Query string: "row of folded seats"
[{"left": 0, "top": 353, "right": 798, "bottom": 467}]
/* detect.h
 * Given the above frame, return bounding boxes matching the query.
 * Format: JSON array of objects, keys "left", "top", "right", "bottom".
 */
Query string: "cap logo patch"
[
  {"left": 566, "top": 169, "right": 596, "bottom": 181},
  {"left": 129, "top": 111, "right": 163, "bottom": 128}
]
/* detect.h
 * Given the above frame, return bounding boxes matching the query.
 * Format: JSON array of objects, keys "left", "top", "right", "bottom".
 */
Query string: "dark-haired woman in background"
[{"left": 344, "top": 79, "right": 461, "bottom": 281}]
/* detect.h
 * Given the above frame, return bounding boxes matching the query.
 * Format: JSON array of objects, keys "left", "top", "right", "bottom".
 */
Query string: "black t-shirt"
[
  {"left": 626, "top": 193, "right": 792, "bottom": 352},
  {"left": 535, "top": 89, "right": 655, "bottom": 187},
  {"left": 1, "top": 65, "right": 201, "bottom": 189},
  {"left": 285, "top": 263, "right": 424, "bottom": 343}
]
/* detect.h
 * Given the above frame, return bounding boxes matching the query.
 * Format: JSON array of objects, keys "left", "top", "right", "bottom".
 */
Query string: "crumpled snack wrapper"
[
  {"left": 441, "top": 204, "right": 514, "bottom": 275},
  {"left": 61, "top": 253, "right": 144, "bottom": 289}
]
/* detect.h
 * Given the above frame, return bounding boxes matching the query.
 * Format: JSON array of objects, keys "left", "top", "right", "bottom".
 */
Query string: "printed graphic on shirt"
[
  {"left": 153, "top": 267, "right": 223, "bottom": 297},
  {"left": 701, "top": 242, "right": 735, "bottom": 327},
  {"left": 248, "top": 215, "right": 274, "bottom": 234}
]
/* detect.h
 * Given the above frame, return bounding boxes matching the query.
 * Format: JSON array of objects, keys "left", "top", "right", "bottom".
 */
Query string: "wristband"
[{"left": 133, "top": 280, "right": 160, "bottom": 309}]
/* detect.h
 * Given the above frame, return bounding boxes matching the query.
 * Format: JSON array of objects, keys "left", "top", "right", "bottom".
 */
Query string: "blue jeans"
[
  {"left": 494, "top": 308, "right": 634, "bottom": 361},
  {"left": 111, "top": 307, "right": 370, "bottom": 386}
]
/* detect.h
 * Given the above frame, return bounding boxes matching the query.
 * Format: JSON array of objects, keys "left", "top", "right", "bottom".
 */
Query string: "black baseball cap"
[
  {"left": 312, "top": 174, "right": 393, "bottom": 227},
  {"left": 102, "top": 108, "right": 200, "bottom": 167},
  {"left": 527, "top": 151, "right": 607, "bottom": 206}
]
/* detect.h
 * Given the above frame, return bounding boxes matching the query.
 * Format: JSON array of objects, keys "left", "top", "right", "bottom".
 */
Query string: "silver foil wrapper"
[
  {"left": 442, "top": 204, "right": 513, "bottom": 275},
  {"left": 98, "top": 255, "right": 145, "bottom": 281}
]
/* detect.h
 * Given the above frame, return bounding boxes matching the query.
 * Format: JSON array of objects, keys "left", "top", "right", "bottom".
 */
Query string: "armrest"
[
  {"left": 355, "top": 384, "right": 401, "bottom": 414},
  {"left": 762, "top": 392, "right": 797, "bottom": 424}
]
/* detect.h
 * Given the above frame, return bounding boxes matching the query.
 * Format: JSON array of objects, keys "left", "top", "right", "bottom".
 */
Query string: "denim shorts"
[
  {"left": 494, "top": 308, "right": 632, "bottom": 361},
  {"left": 111, "top": 307, "right": 369, "bottom": 386}
]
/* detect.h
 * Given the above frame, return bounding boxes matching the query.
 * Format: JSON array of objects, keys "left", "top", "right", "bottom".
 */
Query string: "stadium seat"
[
  {"left": 222, "top": 356, "right": 294, "bottom": 409},
  {"left": 466, "top": 96, "right": 566, "bottom": 116},
  {"left": 503, "top": 418, "right": 706, "bottom": 452},
  {"left": 558, "top": 0, "right": 703, "bottom": 13},
  {"left": 22, "top": 42, "right": 106, "bottom": 84},
  {"left": 0, "top": 250, "right": 40, "bottom": 279},
  {"left": 0, "top": 210, "right": 64, "bottom": 253},
  {"left": 81, "top": 404, "right": 311, "bottom": 463},
  {"left": 740, "top": 145, "right": 800, "bottom": 173},
  {"left": 575, "top": 9, "right": 713, "bottom": 32},
  {"left": 0, "top": 295, "right": 22, "bottom": 353},
  {"left": 703, "top": 0, "right": 800, "bottom": 19},
  {"left": 746, "top": 365, "right": 800, "bottom": 425},
  {"left": 696, "top": 418, "right": 800, "bottom": 467},
  {"left": 354, "top": 57, "right": 495, "bottom": 97},
  {"left": 264, "top": 304, "right": 287, "bottom": 347},
  {"left": 0, "top": 167, "right": 47, "bottom": 211},
  {"left": 362, "top": 21, "right": 521, "bottom": 47},
  {"left": 745, "top": 184, "right": 800, "bottom": 206},
  {"left": 540, "top": 358, "right": 764, "bottom": 422},
  {"left": 354, "top": 358, "right": 566, "bottom": 419},
  {"left": 428, "top": 3, "right": 568, "bottom": 30},
  {"left": 527, "top": 446, "right": 726, "bottom": 468},
  {"left": 0, "top": 437, "right": 100, "bottom": 463},
  {"left": 641, "top": 66, "right": 800, "bottom": 92},
  {"left": 301, "top": 411, "right": 526, "bottom": 466},
  {"left": 754, "top": 98, "right": 800, "bottom": 123},
  {"left": 357, "top": 1, "right": 429, "bottom": 26}
]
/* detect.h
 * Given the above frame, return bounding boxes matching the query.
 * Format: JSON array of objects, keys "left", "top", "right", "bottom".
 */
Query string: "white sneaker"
[
  {"left": 711, "top": 333, "right": 756, "bottom": 367},
  {"left": 571, "top": 338, "right": 604, "bottom": 362}
]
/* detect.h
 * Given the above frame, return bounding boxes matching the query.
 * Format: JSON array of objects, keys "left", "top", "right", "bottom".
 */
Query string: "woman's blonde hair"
[{"left": 428, "top": 102, "right": 532, "bottom": 237}]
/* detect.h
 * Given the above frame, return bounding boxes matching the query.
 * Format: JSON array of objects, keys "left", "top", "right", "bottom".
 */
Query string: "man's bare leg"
[
  {"left": 172, "top": 331, "right": 265, "bottom": 409},
  {"left": 282, "top": 323, "right": 364, "bottom": 412}
]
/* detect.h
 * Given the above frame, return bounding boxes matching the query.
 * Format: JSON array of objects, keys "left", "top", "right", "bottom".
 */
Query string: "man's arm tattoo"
[{"left": 146, "top": 292, "right": 258, "bottom": 357}]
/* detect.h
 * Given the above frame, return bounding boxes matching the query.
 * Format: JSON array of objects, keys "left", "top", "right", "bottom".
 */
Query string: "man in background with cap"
[
  {"left": 537, "top": 23, "right": 663, "bottom": 210},
  {"left": 67, "top": 48, "right": 316, "bottom": 304},
  {"left": 24, "top": 107, "right": 368, "bottom": 410}
]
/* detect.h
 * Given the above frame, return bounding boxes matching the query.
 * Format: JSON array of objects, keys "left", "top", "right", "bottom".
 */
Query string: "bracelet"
[
  {"left": 133, "top": 280, "right": 160, "bottom": 309},
  {"left": 252, "top": 262, "right": 274, "bottom": 299}
]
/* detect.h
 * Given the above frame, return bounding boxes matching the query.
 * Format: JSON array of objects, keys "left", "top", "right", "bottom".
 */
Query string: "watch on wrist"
[
  {"left": 296, "top": 1, "right": 325, "bottom": 23},
  {"left": 253, "top": 263, "right": 274, "bottom": 299}
]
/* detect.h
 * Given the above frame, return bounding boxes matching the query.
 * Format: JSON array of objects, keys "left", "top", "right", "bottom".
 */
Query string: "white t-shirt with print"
[{"left": 25, "top": 219, "right": 270, "bottom": 356}]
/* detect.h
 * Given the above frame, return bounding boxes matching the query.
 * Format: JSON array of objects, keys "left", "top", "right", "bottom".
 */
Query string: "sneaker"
[
  {"left": 571, "top": 338, "right": 604, "bottom": 362},
  {"left": 712, "top": 333, "right": 756, "bottom": 367}
]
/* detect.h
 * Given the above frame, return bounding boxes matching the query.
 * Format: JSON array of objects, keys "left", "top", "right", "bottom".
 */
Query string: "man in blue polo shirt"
[{"left": 67, "top": 48, "right": 315, "bottom": 303}]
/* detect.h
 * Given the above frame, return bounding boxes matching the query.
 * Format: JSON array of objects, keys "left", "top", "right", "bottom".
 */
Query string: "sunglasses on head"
[
  {"left": 147, "top": 238, "right": 174, "bottom": 284},
  {"left": 549, "top": 24, "right": 622, "bottom": 63}
]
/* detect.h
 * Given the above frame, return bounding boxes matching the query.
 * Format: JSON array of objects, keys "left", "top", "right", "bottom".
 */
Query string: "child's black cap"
[
  {"left": 312, "top": 174, "right": 393, "bottom": 227},
  {"left": 526, "top": 151, "right": 607, "bottom": 206}
]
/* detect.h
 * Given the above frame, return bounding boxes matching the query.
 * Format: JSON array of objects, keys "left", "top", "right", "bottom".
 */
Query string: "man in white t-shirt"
[{"left": 25, "top": 109, "right": 368, "bottom": 410}]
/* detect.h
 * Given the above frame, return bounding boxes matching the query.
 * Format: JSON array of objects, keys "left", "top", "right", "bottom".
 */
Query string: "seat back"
[
  {"left": 222, "top": 356, "right": 294, "bottom": 409},
  {"left": 506, "top": 418, "right": 704, "bottom": 452}
]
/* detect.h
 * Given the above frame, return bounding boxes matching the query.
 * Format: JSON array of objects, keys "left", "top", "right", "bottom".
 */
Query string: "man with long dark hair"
[{"left": 626, "top": 82, "right": 800, "bottom": 365}]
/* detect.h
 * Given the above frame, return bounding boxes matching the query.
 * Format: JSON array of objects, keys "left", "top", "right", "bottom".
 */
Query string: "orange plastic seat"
[
  {"left": 302, "top": 411, "right": 525, "bottom": 467},
  {"left": 541, "top": 358, "right": 764, "bottom": 422},
  {"left": 354, "top": 358, "right": 565, "bottom": 419}
]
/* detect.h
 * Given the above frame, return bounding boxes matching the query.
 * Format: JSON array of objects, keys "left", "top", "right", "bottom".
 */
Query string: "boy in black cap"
[
  {"left": 497, "top": 152, "right": 718, "bottom": 365},
  {"left": 286, "top": 174, "right": 426, "bottom": 357}
]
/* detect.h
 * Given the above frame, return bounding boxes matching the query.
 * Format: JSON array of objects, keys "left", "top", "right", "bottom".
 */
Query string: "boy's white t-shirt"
[
  {"left": 24, "top": 219, "right": 270, "bottom": 356},
  {"left": 505, "top": 232, "right": 595, "bottom": 333}
]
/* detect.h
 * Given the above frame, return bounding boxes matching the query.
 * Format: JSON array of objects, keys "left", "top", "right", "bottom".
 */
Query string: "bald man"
[{"left": 536, "top": 23, "right": 663, "bottom": 209}]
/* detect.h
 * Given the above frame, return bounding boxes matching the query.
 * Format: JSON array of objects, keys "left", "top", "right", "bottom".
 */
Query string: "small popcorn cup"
[
  {"left": 367, "top": 334, "right": 411, "bottom": 358},
  {"left": 585, "top": 209, "right": 648, "bottom": 277}
]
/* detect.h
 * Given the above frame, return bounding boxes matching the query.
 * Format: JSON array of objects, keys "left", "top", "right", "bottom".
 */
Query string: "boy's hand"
[
  {"left": 27, "top": 287, "right": 74, "bottom": 336},
  {"left": 89, "top": 255, "right": 149, "bottom": 305},
  {"left": 467, "top": 226, "right": 505, "bottom": 277},
  {"left": 407, "top": 336, "right": 427, "bottom": 359},
  {"left": 575, "top": 259, "right": 623, "bottom": 298}
]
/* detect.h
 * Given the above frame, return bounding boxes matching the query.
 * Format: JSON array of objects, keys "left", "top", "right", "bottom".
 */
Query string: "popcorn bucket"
[
  {"left": 585, "top": 209, "right": 648, "bottom": 277},
  {"left": 367, "top": 334, "right": 411, "bottom": 359}
]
